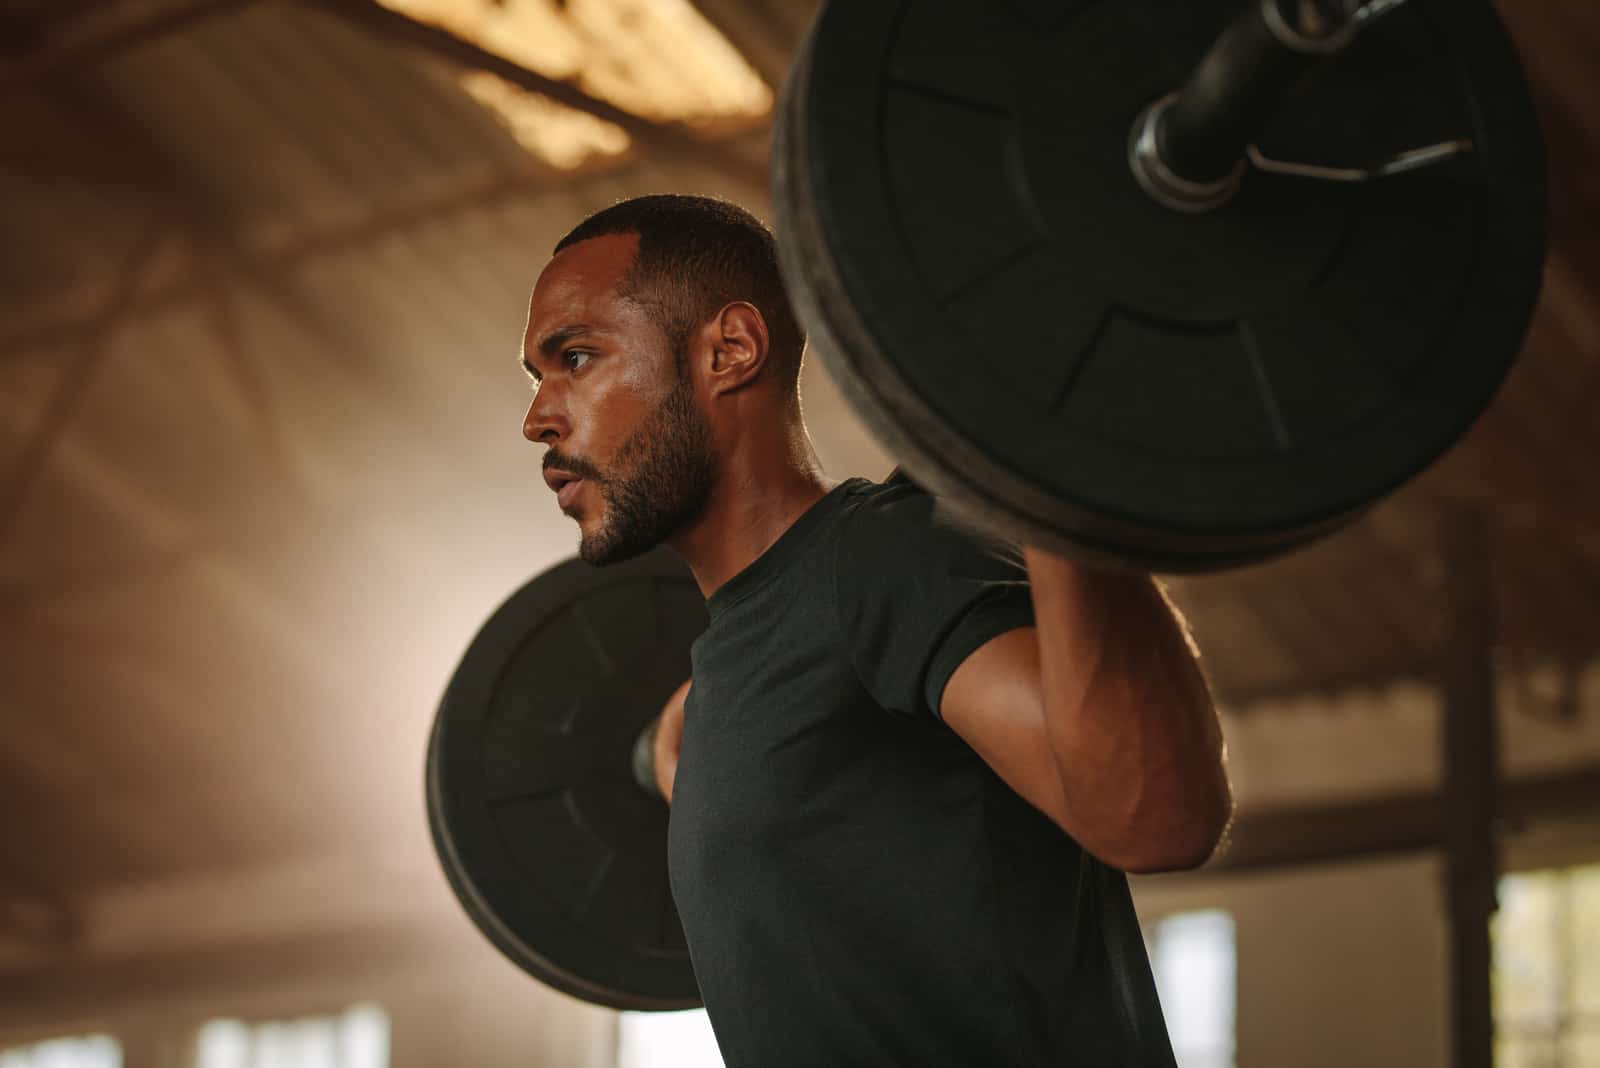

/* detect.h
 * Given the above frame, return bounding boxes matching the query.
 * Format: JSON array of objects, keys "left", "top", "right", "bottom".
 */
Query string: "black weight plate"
[
  {"left": 427, "top": 547, "right": 706, "bottom": 1009},
  {"left": 773, "top": 0, "right": 1546, "bottom": 571}
]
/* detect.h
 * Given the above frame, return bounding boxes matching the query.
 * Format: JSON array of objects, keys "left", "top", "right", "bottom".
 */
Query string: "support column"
[{"left": 1439, "top": 512, "right": 1499, "bottom": 1068}]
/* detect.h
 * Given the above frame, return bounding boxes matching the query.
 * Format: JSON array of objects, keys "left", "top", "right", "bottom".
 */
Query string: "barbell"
[
  {"left": 774, "top": 0, "right": 1544, "bottom": 571},
  {"left": 428, "top": 0, "right": 1547, "bottom": 1010}
]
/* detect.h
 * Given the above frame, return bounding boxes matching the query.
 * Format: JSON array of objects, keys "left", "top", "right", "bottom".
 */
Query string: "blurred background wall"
[{"left": 2, "top": 1, "right": 1598, "bottom": 1066}]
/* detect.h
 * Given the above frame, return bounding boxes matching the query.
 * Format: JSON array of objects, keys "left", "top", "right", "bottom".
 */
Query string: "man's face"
[{"left": 522, "top": 233, "right": 717, "bottom": 565}]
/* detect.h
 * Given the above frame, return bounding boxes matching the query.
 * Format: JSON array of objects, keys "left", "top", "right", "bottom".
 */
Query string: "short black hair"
[{"left": 552, "top": 194, "right": 806, "bottom": 392}]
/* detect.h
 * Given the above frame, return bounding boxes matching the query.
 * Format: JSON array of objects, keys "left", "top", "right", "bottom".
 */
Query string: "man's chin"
[
  {"left": 576, "top": 521, "right": 623, "bottom": 567},
  {"left": 578, "top": 538, "right": 652, "bottom": 567},
  {"left": 577, "top": 520, "right": 667, "bottom": 568}
]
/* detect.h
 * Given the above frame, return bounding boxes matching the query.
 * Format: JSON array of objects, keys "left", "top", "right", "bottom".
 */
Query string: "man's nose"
[{"left": 523, "top": 387, "right": 567, "bottom": 444}]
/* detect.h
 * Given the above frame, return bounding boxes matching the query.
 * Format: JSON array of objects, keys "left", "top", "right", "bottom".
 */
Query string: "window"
[
  {"left": 616, "top": 1009, "right": 722, "bottom": 1068},
  {"left": 193, "top": 1005, "right": 388, "bottom": 1068},
  {"left": 0, "top": 1035, "right": 120, "bottom": 1068},
  {"left": 1149, "top": 909, "right": 1237, "bottom": 1068},
  {"left": 1494, "top": 862, "right": 1600, "bottom": 1067}
]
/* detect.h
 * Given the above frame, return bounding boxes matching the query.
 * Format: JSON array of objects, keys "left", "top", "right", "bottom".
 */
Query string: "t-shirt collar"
[{"left": 704, "top": 477, "right": 866, "bottom": 618}]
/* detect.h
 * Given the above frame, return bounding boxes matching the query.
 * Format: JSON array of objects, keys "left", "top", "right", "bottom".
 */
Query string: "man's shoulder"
[
  {"left": 836, "top": 472, "right": 936, "bottom": 524},
  {"left": 835, "top": 475, "right": 1022, "bottom": 573},
  {"left": 839, "top": 474, "right": 1004, "bottom": 540}
]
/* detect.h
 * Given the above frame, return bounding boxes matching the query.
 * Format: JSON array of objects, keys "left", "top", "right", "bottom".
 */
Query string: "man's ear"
[{"left": 700, "top": 302, "right": 770, "bottom": 397}]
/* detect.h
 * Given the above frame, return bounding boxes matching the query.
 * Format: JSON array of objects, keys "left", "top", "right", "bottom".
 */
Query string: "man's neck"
[{"left": 670, "top": 429, "right": 838, "bottom": 600}]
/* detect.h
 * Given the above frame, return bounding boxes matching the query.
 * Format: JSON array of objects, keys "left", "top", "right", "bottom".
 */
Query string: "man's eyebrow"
[{"left": 521, "top": 324, "right": 592, "bottom": 381}]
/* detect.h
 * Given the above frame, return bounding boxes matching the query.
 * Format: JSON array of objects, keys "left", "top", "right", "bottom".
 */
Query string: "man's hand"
[{"left": 653, "top": 678, "right": 690, "bottom": 803}]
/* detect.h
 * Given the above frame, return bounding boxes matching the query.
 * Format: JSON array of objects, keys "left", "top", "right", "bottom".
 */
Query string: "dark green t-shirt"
[{"left": 667, "top": 477, "right": 1165, "bottom": 1067}]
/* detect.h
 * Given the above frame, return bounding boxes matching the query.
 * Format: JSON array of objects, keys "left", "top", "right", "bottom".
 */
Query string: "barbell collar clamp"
[
  {"left": 1129, "top": 94, "right": 1247, "bottom": 213},
  {"left": 1244, "top": 138, "right": 1476, "bottom": 184},
  {"left": 1261, "top": 0, "right": 1365, "bottom": 56},
  {"left": 1130, "top": 0, "right": 1385, "bottom": 209}
]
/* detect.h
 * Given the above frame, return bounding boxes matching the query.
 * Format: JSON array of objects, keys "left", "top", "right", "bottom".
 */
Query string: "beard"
[{"left": 573, "top": 374, "right": 716, "bottom": 566}]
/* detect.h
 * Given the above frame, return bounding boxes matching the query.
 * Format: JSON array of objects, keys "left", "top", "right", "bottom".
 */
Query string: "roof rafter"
[
  {"left": 309, "top": 0, "right": 769, "bottom": 189},
  {"left": 0, "top": 219, "right": 168, "bottom": 543},
  {"left": 1198, "top": 764, "right": 1600, "bottom": 875},
  {"left": 0, "top": 0, "right": 260, "bottom": 89},
  {"left": 686, "top": 0, "right": 805, "bottom": 90}
]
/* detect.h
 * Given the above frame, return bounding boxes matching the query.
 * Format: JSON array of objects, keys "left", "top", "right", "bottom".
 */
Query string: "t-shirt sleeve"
[{"left": 833, "top": 483, "right": 1036, "bottom": 720}]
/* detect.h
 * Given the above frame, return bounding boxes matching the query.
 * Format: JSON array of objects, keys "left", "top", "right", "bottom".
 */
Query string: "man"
[{"left": 521, "top": 194, "right": 1231, "bottom": 1066}]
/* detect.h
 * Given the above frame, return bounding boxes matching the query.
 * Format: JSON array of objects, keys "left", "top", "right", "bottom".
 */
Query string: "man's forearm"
[{"left": 1023, "top": 547, "right": 1231, "bottom": 872}]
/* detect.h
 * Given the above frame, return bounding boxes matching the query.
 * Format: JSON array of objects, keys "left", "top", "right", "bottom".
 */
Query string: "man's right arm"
[{"left": 652, "top": 678, "right": 690, "bottom": 803}]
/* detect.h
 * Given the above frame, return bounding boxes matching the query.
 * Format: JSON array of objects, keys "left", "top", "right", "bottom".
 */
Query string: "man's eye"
[{"left": 564, "top": 350, "right": 593, "bottom": 372}]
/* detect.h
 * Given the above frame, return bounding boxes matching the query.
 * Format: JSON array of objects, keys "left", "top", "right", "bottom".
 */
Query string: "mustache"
[{"left": 543, "top": 450, "right": 604, "bottom": 484}]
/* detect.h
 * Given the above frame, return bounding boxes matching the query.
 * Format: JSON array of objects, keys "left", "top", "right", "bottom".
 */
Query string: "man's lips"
[
  {"left": 557, "top": 477, "right": 584, "bottom": 510},
  {"left": 543, "top": 467, "right": 575, "bottom": 492},
  {"left": 544, "top": 467, "right": 588, "bottom": 509}
]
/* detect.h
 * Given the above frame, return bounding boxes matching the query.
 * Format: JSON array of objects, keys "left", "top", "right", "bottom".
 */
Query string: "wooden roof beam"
[
  {"left": 0, "top": 0, "right": 260, "bottom": 89},
  {"left": 1195, "top": 764, "right": 1600, "bottom": 875},
  {"left": 0, "top": 220, "right": 168, "bottom": 543},
  {"left": 311, "top": 0, "right": 769, "bottom": 191},
  {"left": 687, "top": 0, "right": 806, "bottom": 90}
]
